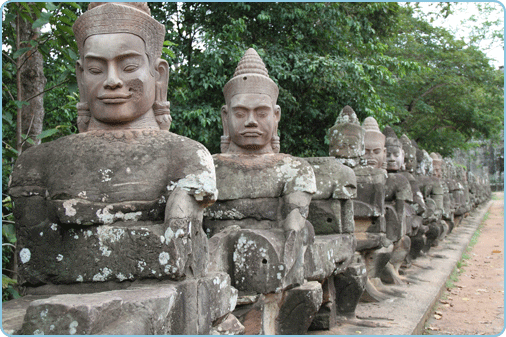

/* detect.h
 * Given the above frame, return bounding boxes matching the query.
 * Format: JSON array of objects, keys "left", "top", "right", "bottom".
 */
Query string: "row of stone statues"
[{"left": 6, "top": 3, "right": 491, "bottom": 335}]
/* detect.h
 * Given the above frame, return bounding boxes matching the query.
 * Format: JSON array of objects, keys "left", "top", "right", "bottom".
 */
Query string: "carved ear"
[
  {"left": 274, "top": 105, "right": 281, "bottom": 123},
  {"left": 221, "top": 105, "right": 229, "bottom": 137},
  {"left": 76, "top": 60, "right": 86, "bottom": 103},
  {"left": 155, "top": 59, "right": 169, "bottom": 102}
]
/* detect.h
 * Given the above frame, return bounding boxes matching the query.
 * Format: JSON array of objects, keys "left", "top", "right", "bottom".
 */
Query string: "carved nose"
[
  {"left": 245, "top": 113, "right": 258, "bottom": 127},
  {"left": 104, "top": 68, "right": 123, "bottom": 89}
]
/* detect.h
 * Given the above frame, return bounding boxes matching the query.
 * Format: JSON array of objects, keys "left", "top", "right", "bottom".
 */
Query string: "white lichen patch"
[
  {"left": 33, "top": 329, "right": 44, "bottom": 335},
  {"left": 126, "top": 167, "right": 131, "bottom": 174},
  {"left": 77, "top": 191, "right": 87, "bottom": 199},
  {"left": 137, "top": 260, "right": 146, "bottom": 272},
  {"left": 96, "top": 205, "right": 142, "bottom": 225},
  {"left": 206, "top": 208, "right": 245, "bottom": 220},
  {"left": 50, "top": 223, "right": 58, "bottom": 231},
  {"left": 159, "top": 252, "right": 170, "bottom": 265},
  {"left": 69, "top": 321, "right": 78, "bottom": 335},
  {"left": 160, "top": 235, "right": 165, "bottom": 244},
  {"left": 40, "top": 308, "right": 48, "bottom": 319},
  {"left": 99, "top": 245, "right": 111, "bottom": 257},
  {"left": 116, "top": 273, "right": 127, "bottom": 281},
  {"left": 73, "top": 234, "right": 79, "bottom": 240},
  {"left": 92, "top": 267, "right": 112, "bottom": 282},
  {"left": 84, "top": 230, "right": 93, "bottom": 238},
  {"left": 99, "top": 168, "right": 113, "bottom": 182},
  {"left": 95, "top": 225, "right": 125, "bottom": 257},
  {"left": 178, "top": 170, "right": 218, "bottom": 201},
  {"left": 40, "top": 232, "right": 43, "bottom": 237},
  {"left": 56, "top": 254, "right": 63, "bottom": 262},
  {"left": 76, "top": 275, "right": 83, "bottom": 282},
  {"left": 166, "top": 181, "right": 178, "bottom": 191},
  {"left": 20, "top": 248, "right": 31, "bottom": 264},
  {"left": 63, "top": 200, "right": 78, "bottom": 217}
]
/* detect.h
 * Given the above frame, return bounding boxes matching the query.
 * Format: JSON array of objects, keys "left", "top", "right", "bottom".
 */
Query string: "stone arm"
[{"left": 164, "top": 186, "right": 205, "bottom": 238}]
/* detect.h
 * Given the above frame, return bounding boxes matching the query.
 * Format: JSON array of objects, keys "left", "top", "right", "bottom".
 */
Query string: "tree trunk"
[{"left": 16, "top": 3, "right": 46, "bottom": 153}]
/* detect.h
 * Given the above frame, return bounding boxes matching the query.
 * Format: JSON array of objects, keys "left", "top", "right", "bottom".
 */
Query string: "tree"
[{"left": 378, "top": 6, "right": 503, "bottom": 157}]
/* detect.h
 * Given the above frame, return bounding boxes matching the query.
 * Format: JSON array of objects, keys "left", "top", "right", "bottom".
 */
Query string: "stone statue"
[
  {"left": 363, "top": 117, "right": 387, "bottom": 169},
  {"left": 204, "top": 48, "right": 321, "bottom": 334},
  {"left": 399, "top": 134, "right": 428, "bottom": 266},
  {"left": 329, "top": 106, "right": 366, "bottom": 168},
  {"left": 330, "top": 113, "right": 396, "bottom": 302},
  {"left": 7, "top": 3, "right": 235, "bottom": 334},
  {"left": 380, "top": 126, "right": 413, "bottom": 285}
]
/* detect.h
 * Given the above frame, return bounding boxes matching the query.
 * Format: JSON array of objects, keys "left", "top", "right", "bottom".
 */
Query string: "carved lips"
[{"left": 98, "top": 93, "right": 132, "bottom": 104}]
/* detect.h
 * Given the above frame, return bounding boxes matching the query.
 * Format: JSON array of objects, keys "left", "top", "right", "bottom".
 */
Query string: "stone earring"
[
  {"left": 153, "top": 101, "right": 171, "bottom": 131},
  {"left": 77, "top": 102, "right": 91, "bottom": 133},
  {"left": 272, "top": 135, "right": 280, "bottom": 153},
  {"left": 221, "top": 136, "right": 231, "bottom": 153}
]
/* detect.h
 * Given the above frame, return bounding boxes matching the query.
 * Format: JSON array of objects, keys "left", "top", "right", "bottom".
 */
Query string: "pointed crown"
[
  {"left": 383, "top": 126, "right": 401, "bottom": 148},
  {"left": 430, "top": 152, "right": 442, "bottom": 164},
  {"left": 73, "top": 2, "right": 166, "bottom": 62},
  {"left": 223, "top": 48, "right": 279, "bottom": 105},
  {"left": 363, "top": 116, "right": 385, "bottom": 145}
]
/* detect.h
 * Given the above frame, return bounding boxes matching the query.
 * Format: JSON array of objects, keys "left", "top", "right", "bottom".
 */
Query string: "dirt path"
[{"left": 424, "top": 192, "right": 504, "bottom": 335}]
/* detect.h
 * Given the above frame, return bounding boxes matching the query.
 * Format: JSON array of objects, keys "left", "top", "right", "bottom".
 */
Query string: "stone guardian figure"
[
  {"left": 7, "top": 3, "right": 236, "bottom": 334},
  {"left": 204, "top": 48, "right": 320, "bottom": 334}
]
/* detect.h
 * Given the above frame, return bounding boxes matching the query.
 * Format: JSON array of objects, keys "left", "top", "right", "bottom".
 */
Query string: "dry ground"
[{"left": 424, "top": 192, "right": 504, "bottom": 335}]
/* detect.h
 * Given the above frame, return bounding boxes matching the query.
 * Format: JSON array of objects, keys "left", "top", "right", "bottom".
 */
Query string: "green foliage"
[
  {"left": 2, "top": 197, "right": 19, "bottom": 302},
  {"left": 380, "top": 6, "right": 504, "bottom": 156}
]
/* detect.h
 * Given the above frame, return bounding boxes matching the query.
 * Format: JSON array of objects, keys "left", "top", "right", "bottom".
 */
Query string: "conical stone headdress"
[
  {"left": 383, "top": 126, "right": 402, "bottom": 148},
  {"left": 223, "top": 48, "right": 279, "bottom": 106},
  {"left": 363, "top": 116, "right": 385, "bottom": 146}
]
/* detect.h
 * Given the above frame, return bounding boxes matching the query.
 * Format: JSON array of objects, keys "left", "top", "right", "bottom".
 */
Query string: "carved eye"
[
  {"left": 124, "top": 64, "right": 139, "bottom": 72},
  {"left": 88, "top": 67, "right": 102, "bottom": 75},
  {"left": 234, "top": 111, "right": 245, "bottom": 118}
]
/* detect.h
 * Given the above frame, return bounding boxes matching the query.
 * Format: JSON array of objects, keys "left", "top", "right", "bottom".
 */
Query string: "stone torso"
[{"left": 10, "top": 130, "right": 216, "bottom": 225}]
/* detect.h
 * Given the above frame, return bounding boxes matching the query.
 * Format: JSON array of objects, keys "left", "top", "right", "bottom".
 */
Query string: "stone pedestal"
[{"left": 3, "top": 273, "right": 237, "bottom": 335}]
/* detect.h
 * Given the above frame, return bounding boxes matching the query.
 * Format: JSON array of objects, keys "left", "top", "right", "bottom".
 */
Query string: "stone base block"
[
  {"left": 304, "top": 234, "right": 356, "bottom": 281},
  {"left": 234, "top": 281, "right": 323, "bottom": 335},
  {"left": 5, "top": 273, "right": 236, "bottom": 335}
]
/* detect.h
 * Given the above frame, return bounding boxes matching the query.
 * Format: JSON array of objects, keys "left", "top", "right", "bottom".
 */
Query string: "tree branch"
[
  {"left": 407, "top": 83, "right": 446, "bottom": 112},
  {"left": 24, "top": 78, "right": 70, "bottom": 102}
]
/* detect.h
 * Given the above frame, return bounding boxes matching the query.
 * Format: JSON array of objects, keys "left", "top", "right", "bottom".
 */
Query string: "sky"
[{"left": 413, "top": 2, "right": 505, "bottom": 68}]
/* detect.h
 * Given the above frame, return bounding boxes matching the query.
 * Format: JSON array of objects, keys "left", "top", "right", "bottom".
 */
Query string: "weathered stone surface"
[
  {"left": 9, "top": 2, "right": 218, "bottom": 289},
  {"left": 334, "top": 253, "right": 367, "bottom": 317},
  {"left": 276, "top": 281, "right": 323, "bottom": 334},
  {"left": 304, "top": 234, "right": 356, "bottom": 281},
  {"left": 353, "top": 166, "right": 387, "bottom": 218},
  {"left": 232, "top": 228, "right": 304, "bottom": 294},
  {"left": 328, "top": 106, "right": 365, "bottom": 166},
  {"left": 14, "top": 272, "right": 235, "bottom": 335},
  {"left": 306, "top": 157, "right": 356, "bottom": 235},
  {"left": 211, "top": 314, "right": 245, "bottom": 335},
  {"left": 309, "top": 277, "right": 338, "bottom": 330}
]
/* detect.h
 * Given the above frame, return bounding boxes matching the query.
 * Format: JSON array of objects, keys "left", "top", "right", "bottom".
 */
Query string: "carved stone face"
[
  {"left": 364, "top": 140, "right": 386, "bottom": 169},
  {"left": 80, "top": 33, "right": 156, "bottom": 124},
  {"left": 331, "top": 128, "right": 364, "bottom": 158},
  {"left": 404, "top": 148, "right": 417, "bottom": 173},
  {"left": 225, "top": 93, "right": 280, "bottom": 154},
  {"left": 432, "top": 161, "right": 443, "bottom": 179},
  {"left": 386, "top": 145, "right": 404, "bottom": 172}
]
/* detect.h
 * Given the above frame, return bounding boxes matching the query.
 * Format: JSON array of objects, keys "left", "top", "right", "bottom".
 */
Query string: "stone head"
[
  {"left": 73, "top": 2, "right": 170, "bottom": 132},
  {"left": 362, "top": 116, "right": 386, "bottom": 169},
  {"left": 430, "top": 152, "right": 443, "bottom": 179},
  {"left": 220, "top": 48, "right": 281, "bottom": 154},
  {"left": 329, "top": 106, "right": 365, "bottom": 159},
  {"left": 383, "top": 126, "right": 404, "bottom": 172},
  {"left": 400, "top": 134, "right": 416, "bottom": 173}
]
